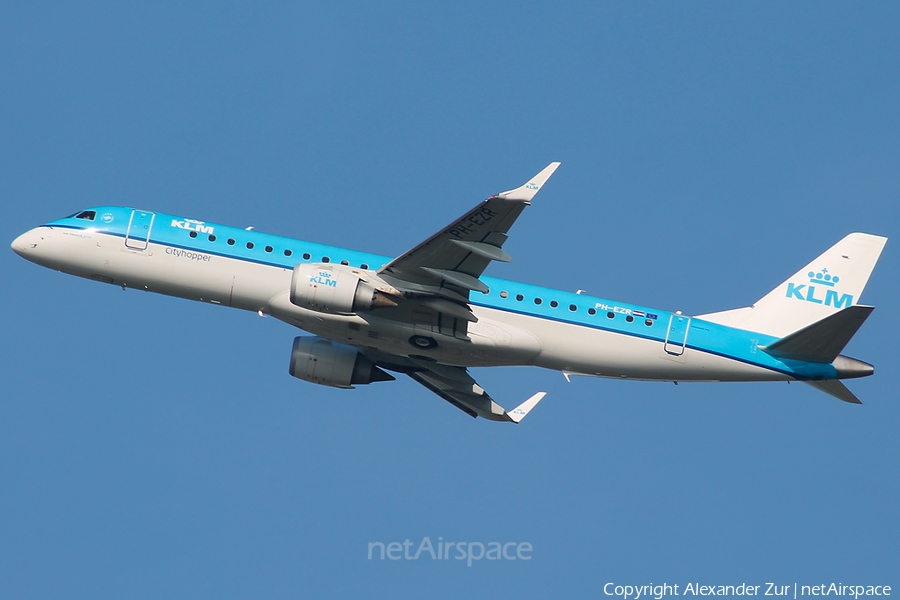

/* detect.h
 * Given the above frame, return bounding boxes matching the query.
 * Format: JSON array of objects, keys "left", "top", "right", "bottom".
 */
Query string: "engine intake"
[
  {"left": 288, "top": 336, "right": 395, "bottom": 389},
  {"left": 290, "top": 263, "right": 394, "bottom": 314}
]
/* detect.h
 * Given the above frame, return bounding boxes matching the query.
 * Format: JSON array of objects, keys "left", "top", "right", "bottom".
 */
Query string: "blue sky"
[{"left": 2, "top": 2, "right": 898, "bottom": 598}]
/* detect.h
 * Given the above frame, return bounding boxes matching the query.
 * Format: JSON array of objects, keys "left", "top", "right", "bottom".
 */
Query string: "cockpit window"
[{"left": 75, "top": 210, "right": 96, "bottom": 221}]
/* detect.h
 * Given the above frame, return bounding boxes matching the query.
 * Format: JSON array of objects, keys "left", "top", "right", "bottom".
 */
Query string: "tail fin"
[{"left": 697, "top": 233, "right": 887, "bottom": 337}]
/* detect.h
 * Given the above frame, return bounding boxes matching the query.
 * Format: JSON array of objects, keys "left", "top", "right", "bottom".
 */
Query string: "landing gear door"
[
  {"left": 664, "top": 314, "right": 691, "bottom": 355},
  {"left": 125, "top": 210, "right": 155, "bottom": 250}
]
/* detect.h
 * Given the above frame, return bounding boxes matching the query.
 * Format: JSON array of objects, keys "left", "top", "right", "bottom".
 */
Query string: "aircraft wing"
[
  {"left": 377, "top": 163, "right": 560, "bottom": 304},
  {"left": 406, "top": 363, "right": 545, "bottom": 423}
]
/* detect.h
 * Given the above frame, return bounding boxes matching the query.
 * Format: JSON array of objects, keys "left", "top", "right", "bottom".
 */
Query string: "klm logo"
[
  {"left": 785, "top": 269, "right": 852, "bottom": 308},
  {"left": 310, "top": 271, "right": 337, "bottom": 287},
  {"left": 171, "top": 218, "right": 214, "bottom": 234}
]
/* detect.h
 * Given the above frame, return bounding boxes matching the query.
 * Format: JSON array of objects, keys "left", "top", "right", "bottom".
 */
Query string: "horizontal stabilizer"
[
  {"left": 803, "top": 380, "right": 862, "bottom": 404},
  {"left": 759, "top": 305, "right": 874, "bottom": 363}
]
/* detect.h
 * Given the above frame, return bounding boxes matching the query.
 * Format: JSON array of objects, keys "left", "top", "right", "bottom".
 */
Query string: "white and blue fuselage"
[
  {"left": 11, "top": 160, "right": 888, "bottom": 422},
  {"left": 13, "top": 207, "right": 857, "bottom": 387}
]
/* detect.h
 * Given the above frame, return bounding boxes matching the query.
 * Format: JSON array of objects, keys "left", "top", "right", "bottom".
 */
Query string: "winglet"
[
  {"left": 504, "top": 392, "right": 547, "bottom": 423},
  {"left": 498, "top": 163, "right": 561, "bottom": 202}
]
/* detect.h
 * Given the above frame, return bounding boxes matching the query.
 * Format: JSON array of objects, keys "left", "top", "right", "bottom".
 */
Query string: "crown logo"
[{"left": 808, "top": 268, "right": 839, "bottom": 287}]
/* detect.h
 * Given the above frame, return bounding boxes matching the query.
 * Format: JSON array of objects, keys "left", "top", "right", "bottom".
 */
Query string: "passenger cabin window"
[
  {"left": 303, "top": 253, "right": 311, "bottom": 260},
  {"left": 588, "top": 308, "right": 596, "bottom": 315},
  {"left": 265, "top": 246, "right": 273, "bottom": 253},
  {"left": 516, "top": 294, "right": 524, "bottom": 301},
  {"left": 626, "top": 315, "right": 634, "bottom": 323},
  {"left": 190, "top": 231, "right": 198, "bottom": 238},
  {"left": 361, "top": 263, "right": 369, "bottom": 270},
  {"left": 550, "top": 300, "right": 558, "bottom": 308},
  {"left": 208, "top": 235, "right": 216, "bottom": 242},
  {"left": 534, "top": 298, "right": 542, "bottom": 305},
  {"left": 569, "top": 304, "right": 577, "bottom": 312},
  {"left": 75, "top": 210, "right": 96, "bottom": 220},
  {"left": 246, "top": 242, "right": 254, "bottom": 249},
  {"left": 322, "top": 257, "right": 330, "bottom": 263},
  {"left": 227, "top": 238, "right": 235, "bottom": 245},
  {"left": 500, "top": 291, "right": 509, "bottom": 298},
  {"left": 284, "top": 249, "right": 292, "bottom": 257}
]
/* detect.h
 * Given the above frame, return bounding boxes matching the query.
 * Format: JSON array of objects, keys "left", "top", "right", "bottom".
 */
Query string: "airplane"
[{"left": 11, "top": 163, "right": 887, "bottom": 422}]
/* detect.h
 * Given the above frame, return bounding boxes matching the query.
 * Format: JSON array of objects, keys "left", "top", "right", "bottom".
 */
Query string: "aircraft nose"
[{"left": 11, "top": 228, "right": 42, "bottom": 258}]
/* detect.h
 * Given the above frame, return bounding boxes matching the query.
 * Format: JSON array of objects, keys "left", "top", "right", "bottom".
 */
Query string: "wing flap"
[
  {"left": 420, "top": 267, "right": 490, "bottom": 293},
  {"left": 449, "top": 239, "right": 512, "bottom": 262}
]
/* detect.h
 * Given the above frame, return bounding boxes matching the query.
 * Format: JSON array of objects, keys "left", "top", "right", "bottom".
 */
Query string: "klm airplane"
[{"left": 11, "top": 164, "right": 887, "bottom": 422}]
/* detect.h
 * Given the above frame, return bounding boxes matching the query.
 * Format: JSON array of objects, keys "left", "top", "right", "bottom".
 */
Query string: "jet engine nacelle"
[
  {"left": 290, "top": 263, "right": 390, "bottom": 314},
  {"left": 288, "top": 336, "right": 395, "bottom": 389}
]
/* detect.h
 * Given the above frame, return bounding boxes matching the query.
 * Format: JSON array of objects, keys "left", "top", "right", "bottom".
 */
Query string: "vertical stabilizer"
[{"left": 697, "top": 233, "right": 887, "bottom": 338}]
